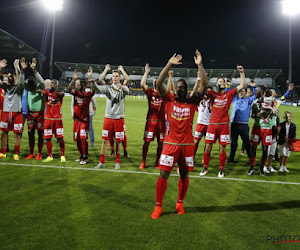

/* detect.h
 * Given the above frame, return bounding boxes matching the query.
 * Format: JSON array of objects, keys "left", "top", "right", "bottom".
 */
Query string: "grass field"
[{"left": 1, "top": 96, "right": 300, "bottom": 249}]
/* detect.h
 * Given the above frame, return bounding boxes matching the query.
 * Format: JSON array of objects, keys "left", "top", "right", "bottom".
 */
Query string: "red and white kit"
[
  {"left": 159, "top": 91, "right": 200, "bottom": 172},
  {"left": 43, "top": 89, "right": 64, "bottom": 139},
  {"left": 205, "top": 88, "right": 237, "bottom": 145},
  {"left": 73, "top": 90, "right": 93, "bottom": 140},
  {"left": 144, "top": 88, "right": 165, "bottom": 142}
]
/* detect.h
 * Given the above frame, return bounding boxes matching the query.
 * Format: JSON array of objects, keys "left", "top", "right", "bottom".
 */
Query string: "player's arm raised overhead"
[
  {"left": 0, "top": 59, "right": 7, "bottom": 73},
  {"left": 19, "top": 57, "right": 29, "bottom": 86},
  {"left": 13, "top": 59, "right": 20, "bottom": 78},
  {"left": 67, "top": 69, "right": 78, "bottom": 95},
  {"left": 29, "top": 58, "right": 46, "bottom": 89},
  {"left": 193, "top": 50, "right": 208, "bottom": 96},
  {"left": 157, "top": 53, "right": 182, "bottom": 96},
  {"left": 99, "top": 64, "right": 110, "bottom": 85},
  {"left": 0, "top": 59, "right": 7, "bottom": 85},
  {"left": 236, "top": 65, "right": 246, "bottom": 92},
  {"left": 167, "top": 70, "right": 175, "bottom": 95},
  {"left": 118, "top": 65, "right": 130, "bottom": 86},
  {"left": 141, "top": 64, "right": 150, "bottom": 92}
]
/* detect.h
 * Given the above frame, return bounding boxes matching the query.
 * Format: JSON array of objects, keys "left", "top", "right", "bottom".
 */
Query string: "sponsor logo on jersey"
[
  {"left": 220, "top": 134, "right": 230, "bottom": 143},
  {"left": 160, "top": 154, "right": 174, "bottom": 167},
  {"left": 0, "top": 121, "right": 8, "bottom": 129},
  {"left": 171, "top": 105, "right": 190, "bottom": 120},
  {"left": 44, "top": 129, "right": 52, "bottom": 136},
  {"left": 56, "top": 128, "right": 64, "bottom": 136},
  {"left": 14, "top": 123, "right": 23, "bottom": 131},
  {"left": 102, "top": 129, "right": 109, "bottom": 137},
  {"left": 205, "top": 132, "right": 215, "bottom": 141},
  {"left": 185, "top": 156, "right": 194, "bottom": 167},
  {"left": 265, "top": 135, "right": 272, "bottom": 143},
  {"left": 115, "top": 131, "right": 124, "bottom": 140},
  {"left": 145, "top": 131, "right": 154, "bottom": 139}
]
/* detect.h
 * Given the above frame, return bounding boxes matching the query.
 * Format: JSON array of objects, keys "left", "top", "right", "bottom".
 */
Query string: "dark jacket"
[{"left": 278, "top": 121, "right": 296, "bottom": 145}]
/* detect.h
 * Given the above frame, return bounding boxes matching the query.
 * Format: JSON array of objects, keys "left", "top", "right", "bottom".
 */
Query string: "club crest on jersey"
[
  {"left": 171, "top": 105, "right": 190, "bottom": 120},
  {"left": 151, "top": 96, "right": 162, "bottom": 106}
]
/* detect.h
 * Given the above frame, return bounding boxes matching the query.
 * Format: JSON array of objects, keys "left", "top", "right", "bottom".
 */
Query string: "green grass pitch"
[{"left": 1, "top": 96, "right": 300, "bottom": 249}]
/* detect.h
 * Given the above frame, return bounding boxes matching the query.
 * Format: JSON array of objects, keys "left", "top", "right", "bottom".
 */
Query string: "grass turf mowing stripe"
[{"left": 1, "top": 162, "right": 300, "bottom": 186}]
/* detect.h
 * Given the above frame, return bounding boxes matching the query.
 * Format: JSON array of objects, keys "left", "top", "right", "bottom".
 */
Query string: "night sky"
[{"left": 1, "top": 0, "right": 300, "bottom": 83}]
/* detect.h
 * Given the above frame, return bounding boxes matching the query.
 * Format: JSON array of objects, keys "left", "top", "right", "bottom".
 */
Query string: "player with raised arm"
[
  {"left": 139, "top": 63, "right": 165, "bottom": 169},
  {"left": 68, "top": 68, "right": 95, "bottom": 164},
  {"left": 151, "top": 50, "right": 207, "bottom": 219},
  {"left": 41, "top": 78, "right": 65, "bottom": 163},
  {"left": 247, "top": 85, "right": 277, "bottom": 175},
  {"left": 94, "top": 65, "right": 130, "bottom": 169},
  {"left": 199, "top": 65, "right": 246, "bottom": 178},
  {"left": 20, "top": 58, "right": 46, "bottom": 160},
  {"left": 0, "top": 58, "right": 24, "bottom": 160}
]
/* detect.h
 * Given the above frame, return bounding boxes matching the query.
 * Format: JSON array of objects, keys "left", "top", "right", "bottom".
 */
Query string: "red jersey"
[
  {"left": 44, "top": 89, "right": 64, "bottom": 120},
  {"left": 208, "top": 88, "right": 237, "bottom": 124},
  {"left": 163, "top": 91, "right": 200, "bottom": 145},
  {"left": 73, "top": 90, "right": 93, "bottom": 121},
  {"left": 0, "top": 88, "right": 4, "bottom": 111},
  {"left": 146, "top": 88, "right": 165, "bottom": 121}
]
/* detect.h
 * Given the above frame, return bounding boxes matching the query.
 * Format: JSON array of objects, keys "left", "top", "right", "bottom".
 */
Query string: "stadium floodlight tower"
[
  {"left": 43, "top": 0, "right": 63, "bottom": 79},
  {"left": 282, "top": 0, "right": 300, "bottom": 87}
]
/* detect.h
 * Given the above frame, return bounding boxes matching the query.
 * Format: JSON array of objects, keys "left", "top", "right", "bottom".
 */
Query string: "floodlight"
[
  {"left": 282, "top": 0, "right": 300, "bottom": 16},
  {"left": 43, "top": 0, "right": 63, "bottom": 11}
]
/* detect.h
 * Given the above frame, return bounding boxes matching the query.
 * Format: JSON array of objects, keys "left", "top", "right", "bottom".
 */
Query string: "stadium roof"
[
  {"left": 55, "top": 61, "right": 282, "bottom": 80},
  {"left": 0, "top": 28, "right": 46, "bottom": 61}
]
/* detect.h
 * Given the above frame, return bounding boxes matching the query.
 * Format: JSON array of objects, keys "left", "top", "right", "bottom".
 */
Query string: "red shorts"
[
  {"left": 205, "top": 123, "right": 230, "bottom": 145},
  {"left": 43, "top": 119, "right": 64, "bottom": 139},
  {"left": 158, "top": 143, "right": 195, "bottom": 172},
  {"left": 102, "top": 117, "right": 125, "bottom": 141},
  {"left": 27, "top": 111, "right": 44, "bottom": 131},
  {"left": 144, "top": 120, "right": 165, "bottom": 142},
  {"left": 194, "top": 123, "right": 208, "bottom": 141},
  {"left": 0, "top": 111, "right": 23, "bottom": 133},
  {"left": 250, "top": 125, "right": 272, "bottom": 146},
  {"left": 74, "top": 120, "right": 89, "bottom": 141}
]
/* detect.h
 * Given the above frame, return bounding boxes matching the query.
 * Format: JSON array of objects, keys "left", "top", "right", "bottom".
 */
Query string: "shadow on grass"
[
  {"left": 160, "top": 200, "right": 300, "bottom": 217},
  {"left": 185, "top": 200, "right": 300, "bottom": 213}
]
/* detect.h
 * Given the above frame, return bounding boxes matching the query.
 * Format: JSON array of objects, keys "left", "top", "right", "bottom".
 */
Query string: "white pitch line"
[{"left": 1, "top": 162, "right": 300, "bottom": 186}]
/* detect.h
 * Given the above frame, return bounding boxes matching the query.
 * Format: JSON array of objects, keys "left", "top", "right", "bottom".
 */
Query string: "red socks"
[
  {"left": 142, "top": 142, "right": 149, "bottom": 162},
  {"left": 38, "top": 143, "right": 43, "bottom": 154},
  {"left": 116, "top": 153, "right": 121, "bottom": 163},
  {"left": 81, "top": 138, "right": 88, "bottom": 157},
  {"left": 203, "top": 152, "right": 211, "bottom": 168},
  {"left": 219, "top": 152, "right": 226, "bottom": 170},
  {"left": 1, "top": 148, "right": 7, "bottom": 154},
  {"left": 59, "top": 140, "right": 65, "bottom": 156},
  {"left": 249, "top": 157, "right": 255, "bottom": 167},
  {"left": 14, "top": 145, "right": 20, "bottom": 155},
  {"left": 100, "top": 154, "right": 105, "bottom": 164},
  {"left": 261, "top": 159, "right": 267, "bottom": 167},
  {"left": 156, "top": 177, "right": 167, "bottom": 207},
  {"left": 177, "top": 177, "right": 189, "bottom": 204},
  {"left": 46, "top": 141, "right": 52, "bottom": 157}
]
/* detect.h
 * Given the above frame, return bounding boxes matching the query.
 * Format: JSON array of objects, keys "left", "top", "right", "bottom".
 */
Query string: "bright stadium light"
[
  {"left": 281, "top": 0, "right": 300, "bottom": 94},
  {"left": 282, "top": 0, "right": 300, "bottom": 16},
  {"left": 42, "top": 0, "right": 63, "bottom": 78},
  {"left": 43, "top": 0, "right": 63, "bottom": 11}
]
